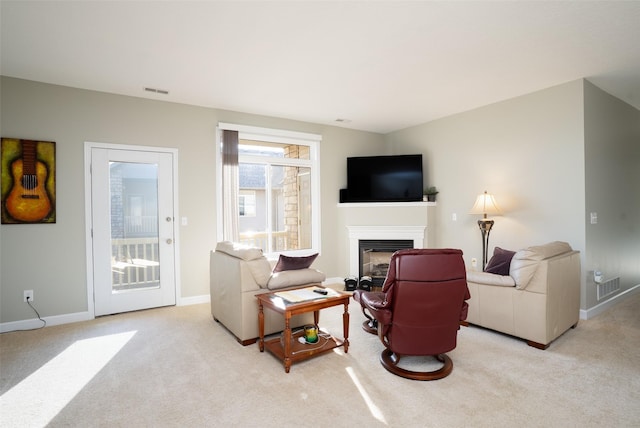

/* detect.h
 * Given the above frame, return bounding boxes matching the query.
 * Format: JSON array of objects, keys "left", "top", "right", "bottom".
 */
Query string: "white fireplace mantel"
[{"left": 347, "top": 225, "right": 426, "bottom": 278}]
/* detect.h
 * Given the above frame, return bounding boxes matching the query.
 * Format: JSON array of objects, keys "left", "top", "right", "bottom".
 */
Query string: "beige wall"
[
  {"left": 387, "top": 80, "right": 587, "bottom": 257},
  {"left": 386, "top": 80, "right": 589, "bottom": 301},
  {"left": 2, "top": 76, "right": 637, "bottom": 326},
  {"left": 584, "top": 80, "right": 640, "bottom": 308},
  {"left": 386, "top": 79, "right": 639, "bottom": 313},
  {"left": 0, "top": 76, "right": 385, "bottom": 324}
]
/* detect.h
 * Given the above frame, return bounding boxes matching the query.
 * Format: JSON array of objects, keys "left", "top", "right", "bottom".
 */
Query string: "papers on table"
[{"left": 274, "top": 286, "right": 339, "bottom": 303}]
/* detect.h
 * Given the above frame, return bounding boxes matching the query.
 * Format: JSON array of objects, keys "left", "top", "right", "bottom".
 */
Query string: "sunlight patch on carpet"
[
  {"left": 346, "top": 367, "right": 387, "bottom": 425},
  {"left": 0, "top": 330, "right": 137, "bottom": 427}
]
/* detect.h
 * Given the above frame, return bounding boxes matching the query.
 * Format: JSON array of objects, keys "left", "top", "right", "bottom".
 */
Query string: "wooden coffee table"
[{"left": 256, "top": 286, "right": 350, "bottom": 373}]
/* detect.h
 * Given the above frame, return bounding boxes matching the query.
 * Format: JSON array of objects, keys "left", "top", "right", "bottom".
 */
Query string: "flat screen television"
[{"left": 343, "top": 154, "right": 423, "bottom": 202}]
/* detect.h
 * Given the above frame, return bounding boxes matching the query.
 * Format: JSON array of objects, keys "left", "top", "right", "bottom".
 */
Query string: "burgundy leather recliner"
[{"left": 353, "top": 248, "right": 470, "bottom": 380}]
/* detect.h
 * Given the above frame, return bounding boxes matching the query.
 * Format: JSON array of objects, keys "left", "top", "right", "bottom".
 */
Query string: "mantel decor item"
[
  {"left": 469, "top": 190, "right": 501, "bottom": 270},
  {"left": 424, "top": 186, "right": 439, "bottom": 202},
  {"left": 1, "top": 138, "right": 56, "bottom": 224}
]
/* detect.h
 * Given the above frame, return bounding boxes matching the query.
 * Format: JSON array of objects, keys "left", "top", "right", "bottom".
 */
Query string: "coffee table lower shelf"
[{"left": 264, "top": 329, "right": 344, "bottom": 367}]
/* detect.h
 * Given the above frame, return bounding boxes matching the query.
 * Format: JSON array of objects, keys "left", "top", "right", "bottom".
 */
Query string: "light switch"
[
  {"left": 590, "top": 212, "right": 597, "bottom": 224},
  {"left": 452, "top": 213, "right": 457, "bottom": 221},
  {"left": 181, "top": 216, "right": 188, "bottom": 226}
]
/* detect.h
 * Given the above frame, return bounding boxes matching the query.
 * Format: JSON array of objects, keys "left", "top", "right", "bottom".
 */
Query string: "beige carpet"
[{"left": 1, "top": 293, "right": 639, "bottom": 428}]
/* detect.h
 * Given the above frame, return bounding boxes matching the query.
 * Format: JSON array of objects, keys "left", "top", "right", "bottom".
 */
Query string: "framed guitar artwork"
[{"left": 1, "top": 138, "right": 56, "bottom": 224}]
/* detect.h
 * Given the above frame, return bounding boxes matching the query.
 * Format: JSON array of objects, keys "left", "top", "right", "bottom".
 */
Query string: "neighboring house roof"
[{"left": 239, "top": 163, "right": 284, "bottom": 189}]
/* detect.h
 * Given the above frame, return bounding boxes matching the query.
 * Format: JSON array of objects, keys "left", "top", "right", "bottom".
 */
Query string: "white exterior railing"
[{"left": 111, "top": 237, "right": 160, "bottom": 291}]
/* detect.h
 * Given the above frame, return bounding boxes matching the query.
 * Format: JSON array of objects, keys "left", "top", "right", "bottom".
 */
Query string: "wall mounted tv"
[{"left": 342, "top": 154, "right": 423, "bottom": 203}]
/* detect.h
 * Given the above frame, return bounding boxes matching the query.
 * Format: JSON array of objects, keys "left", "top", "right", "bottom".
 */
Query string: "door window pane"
[{"left": 110, "top": 162, "right": 160, "bottom": 292}]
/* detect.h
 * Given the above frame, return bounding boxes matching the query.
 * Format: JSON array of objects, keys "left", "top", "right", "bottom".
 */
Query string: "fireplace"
[
  {"left": 347, "top": 225, "right": 426, "bottom": 283},
  {"left": 359, "top": 239, "right": 413, "bottom": 286}
]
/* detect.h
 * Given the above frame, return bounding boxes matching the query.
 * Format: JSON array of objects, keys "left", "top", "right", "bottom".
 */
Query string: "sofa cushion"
[
  {"left": 215, "top": 241, "right": 264, "bottom": 261},
  {"left": 467, "top": 270, "right": 516, "bottom": 287},
  {"left": 484, "top": 247, "right": 516, "bottom": 276},
  {"left": 267, "top": 268, "right": 326, "bottom": 290},
  {"left": 273, "top": 253, "right": 318, "bottom": 272},
  {"left": 510, "top": 241, "right": 572, "bottom": 289}
]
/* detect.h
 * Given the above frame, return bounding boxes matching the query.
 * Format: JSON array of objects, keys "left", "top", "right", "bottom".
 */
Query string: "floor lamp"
[{"left": 469, "top": 191, "right": 501, "bottom": 270}]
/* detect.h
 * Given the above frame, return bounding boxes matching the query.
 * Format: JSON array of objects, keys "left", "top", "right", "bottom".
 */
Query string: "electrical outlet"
[
  {"left": 594, "top": 270, "right": 603, "bottom": 283},
  {"left": 24, "top": 290, "right": 34, "bottom": 302},
  {"left": 471, "top": 258, "right": 478, "bottom": 269}
]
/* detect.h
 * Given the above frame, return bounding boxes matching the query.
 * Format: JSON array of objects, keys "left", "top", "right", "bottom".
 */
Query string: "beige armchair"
[
  {"left": 210, "top": 242, "right": 325, "bottom": 345},
  {"left": 465, "top": 241, "right": 581, "bottom": 349}
]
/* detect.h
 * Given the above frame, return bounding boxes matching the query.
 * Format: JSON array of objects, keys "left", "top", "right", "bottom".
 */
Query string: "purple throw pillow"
[
  {"left": 484, "top": 247, "right": 516, "bottom": 276},
  {"left": 273, "top": 253, "right": 318, "bottom": 272}
]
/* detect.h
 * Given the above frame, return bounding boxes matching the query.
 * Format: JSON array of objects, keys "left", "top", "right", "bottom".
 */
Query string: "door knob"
[
  {"left": 166, "top": 217, "right": 173, "bottom": 222},
  {"left": 166, "top": 239, "right": 173, "bottom": 244}
]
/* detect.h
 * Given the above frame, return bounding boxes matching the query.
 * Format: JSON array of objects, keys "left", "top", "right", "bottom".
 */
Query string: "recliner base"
[
  {"left": 380, "top": 350, "right": 453, "bottom": 381},
  {"left": 362, "top": 319, "right": 378, "bottom": 335}
]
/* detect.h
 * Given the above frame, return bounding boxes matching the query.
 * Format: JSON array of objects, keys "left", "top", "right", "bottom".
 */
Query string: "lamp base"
[{"left": 477, "top": 219, "right": 494, "bottom": 270}]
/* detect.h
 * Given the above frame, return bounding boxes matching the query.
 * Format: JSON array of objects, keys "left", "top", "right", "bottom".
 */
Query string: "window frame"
[{"left": 216, "top": 123, "right": 322, "bottom": 258}]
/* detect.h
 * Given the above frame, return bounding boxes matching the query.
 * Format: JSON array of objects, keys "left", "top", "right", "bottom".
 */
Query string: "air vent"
[
  {"left": 144, "top": 87, "right": 169, "bottom": 95},
  {"left": 597, "top": 277, "right": 620, "bottom": 301}
]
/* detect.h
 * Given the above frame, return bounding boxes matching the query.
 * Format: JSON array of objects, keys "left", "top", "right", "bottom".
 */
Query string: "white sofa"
[
  {"left": 465, "top": 241, "right": 581, "bottom": 349},
  {"left": 210, "top": 241, "right": 326, "bottom": 345}
]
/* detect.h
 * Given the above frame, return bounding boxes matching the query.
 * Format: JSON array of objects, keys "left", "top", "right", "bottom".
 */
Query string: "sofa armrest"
[
  {"left": 467, "top": 271, "right": 516, "bottom": 287},
  {"left": 214, "top": 241, "right": 272, "bottom": 288},
  {"left": 524, "top": 250, "right": 580, "bottom": 295}
]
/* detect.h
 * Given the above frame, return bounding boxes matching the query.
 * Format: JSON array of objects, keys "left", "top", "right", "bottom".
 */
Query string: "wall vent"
[
  {"left": 597, "top": 277, "right": 620, "bottom": 301},
  {"left": 143, "top": 87, "right": 169, "bottom": 95}
]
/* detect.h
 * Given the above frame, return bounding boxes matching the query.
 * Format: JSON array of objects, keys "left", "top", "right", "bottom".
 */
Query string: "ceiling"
[{"left": 2, "top": 1, "right": 639, "bottom": 134}]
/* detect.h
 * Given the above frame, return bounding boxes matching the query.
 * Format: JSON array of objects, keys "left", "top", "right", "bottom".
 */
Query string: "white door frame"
[{"left": 84, "top": 142, "right": 181, "bottom": 317}]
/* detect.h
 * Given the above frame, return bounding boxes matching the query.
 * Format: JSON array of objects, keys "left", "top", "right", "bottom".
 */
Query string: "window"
[{"left": 217, "top": 123, "right": 321, "bottom": 257}]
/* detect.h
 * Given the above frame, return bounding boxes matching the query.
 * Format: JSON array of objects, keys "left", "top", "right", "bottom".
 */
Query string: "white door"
[{"left": 90, "top": 147, "right": 177, "bottom": 316}]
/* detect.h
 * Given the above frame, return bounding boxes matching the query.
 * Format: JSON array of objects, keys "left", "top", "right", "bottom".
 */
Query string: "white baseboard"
[
  {"left": 580, "top": 283, "right": 640, "bottom": 320},
  {"left": 178, "top": 294, "right": 211, "bottom": 306},
  {"left": 4, "top": 285, "right": 635, "bottom": 331},
  {"left": 323, "top": 276, "right": 346, "bottom": 290},
  {"left": 1, "top": 295, "right": 211, "bottom": 333},
  {"left": 0, "top": 311, "right": 93, "bottom": 333}
]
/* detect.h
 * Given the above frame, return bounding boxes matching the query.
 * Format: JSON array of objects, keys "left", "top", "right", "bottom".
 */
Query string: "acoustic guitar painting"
[{"left": 1, "top": 138, "right": 56, "bottom": 224}]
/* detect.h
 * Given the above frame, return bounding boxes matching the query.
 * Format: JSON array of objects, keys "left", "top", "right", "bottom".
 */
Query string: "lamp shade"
[{"left": 469, "top": 191, "right": 501, "bottom": 218}]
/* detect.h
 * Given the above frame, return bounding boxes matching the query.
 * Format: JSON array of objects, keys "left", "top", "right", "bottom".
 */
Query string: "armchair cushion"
[
  {"left": 467, "top": 270, "right": 516, "bottom": 287},
  {"left": 267, "top": 268, "right": 326, "bottom": 290}
]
